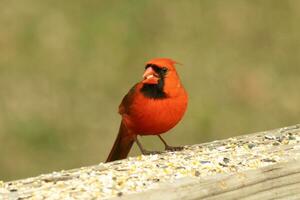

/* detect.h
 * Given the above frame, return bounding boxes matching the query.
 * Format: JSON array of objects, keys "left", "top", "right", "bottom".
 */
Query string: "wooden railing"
[{"left": 1, "top": 124, "right": 300, "bottom": 200}]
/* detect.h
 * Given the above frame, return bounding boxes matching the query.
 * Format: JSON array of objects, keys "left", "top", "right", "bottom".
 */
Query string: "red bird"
[{"left": 106, "top": 58, "right": 188, "bottom": 162}]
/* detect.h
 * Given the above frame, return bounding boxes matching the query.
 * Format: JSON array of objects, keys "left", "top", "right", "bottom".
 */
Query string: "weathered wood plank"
[
  {"left": 1, "top": 124, "right": 300, "bottom": 199},
  {"left": 111, "top": 159, "right": 300, "bottom": 200}
]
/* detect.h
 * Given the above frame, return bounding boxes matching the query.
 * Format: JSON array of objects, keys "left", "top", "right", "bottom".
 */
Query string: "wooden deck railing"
[{"left": 1, "top": 124, "right": 300, "bottom": 199}]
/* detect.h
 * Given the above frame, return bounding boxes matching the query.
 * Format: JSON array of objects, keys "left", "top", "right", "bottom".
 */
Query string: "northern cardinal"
[{"left": 106, "top": 58, "right": 188, "bottom": 162}]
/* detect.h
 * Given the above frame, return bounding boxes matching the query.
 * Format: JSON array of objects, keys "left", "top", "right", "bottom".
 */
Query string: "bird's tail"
[{"left": 106, "top": 122, "right": 134, "bottom": 162}]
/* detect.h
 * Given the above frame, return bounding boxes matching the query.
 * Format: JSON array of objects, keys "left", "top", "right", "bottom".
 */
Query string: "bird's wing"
[{"left": 118, "top": 83, "right": 139, "bottom": 115}]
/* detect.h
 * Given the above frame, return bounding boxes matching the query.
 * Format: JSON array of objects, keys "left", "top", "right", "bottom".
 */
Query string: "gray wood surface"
[
  {"left": 113, "top": 159, "right": 300, "bottom": 200},
  {"left": 1, "top": 124, "right": 300, "bottom": 199}
]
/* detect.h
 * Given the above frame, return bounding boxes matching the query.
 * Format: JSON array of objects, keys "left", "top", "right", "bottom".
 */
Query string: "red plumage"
[{"left": 106, "top": 58, "right": 188, "bottom": 162}]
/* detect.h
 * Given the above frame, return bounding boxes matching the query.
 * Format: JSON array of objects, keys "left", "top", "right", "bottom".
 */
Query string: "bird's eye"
[{"left": 162, "top": 67, "right": 168, "bottom": 73}]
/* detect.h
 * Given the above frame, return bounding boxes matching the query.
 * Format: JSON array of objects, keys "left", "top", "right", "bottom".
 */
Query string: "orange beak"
[{"left": 142, "top": 67, "right": 159, "bottom": 84}]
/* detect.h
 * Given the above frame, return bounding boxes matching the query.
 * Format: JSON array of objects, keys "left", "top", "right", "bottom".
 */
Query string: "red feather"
[{"left": 106, "top": 58, "right": 188, "bottom": 162}]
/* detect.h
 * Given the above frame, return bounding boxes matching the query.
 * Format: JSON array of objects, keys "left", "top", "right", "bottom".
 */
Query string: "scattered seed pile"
[{"left": 1, "top": 125, "right": 300, "bottom": 199}]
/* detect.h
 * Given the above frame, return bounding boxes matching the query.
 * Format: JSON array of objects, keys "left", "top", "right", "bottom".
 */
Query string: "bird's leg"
[
  {"left": 134, "top": 136, "right": 163, "bottom": 155},
  {"left": 158, "top": 135, "right": 184, "bottom": 151}
]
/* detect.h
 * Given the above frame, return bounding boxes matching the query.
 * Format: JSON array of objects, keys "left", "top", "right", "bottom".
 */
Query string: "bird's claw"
[
  {"left": 142, "top": 150, "right": 163, "bottom": 155},
  {"left": 165, "top": 145, "right": 184, "bottom": 151}
]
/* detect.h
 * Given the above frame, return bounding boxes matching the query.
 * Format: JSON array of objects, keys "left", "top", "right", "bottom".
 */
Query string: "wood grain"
[{"left": 1, "top": 124, "right": 300, "bottom": 199}]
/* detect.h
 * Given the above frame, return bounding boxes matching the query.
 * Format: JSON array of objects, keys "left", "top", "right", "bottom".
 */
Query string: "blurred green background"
[{"left": 1, "top": 0, "right": 299, "bottom": 181}]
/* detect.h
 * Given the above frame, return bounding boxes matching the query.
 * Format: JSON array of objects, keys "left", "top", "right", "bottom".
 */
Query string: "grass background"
[{"left": 0, "top": 0, "right": 299, "bottom": 181}]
